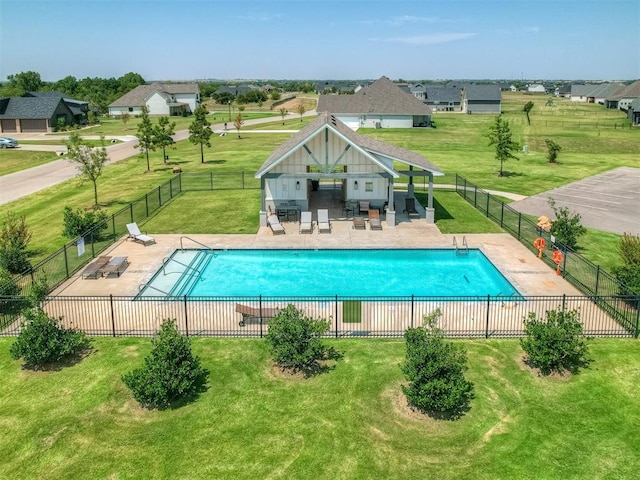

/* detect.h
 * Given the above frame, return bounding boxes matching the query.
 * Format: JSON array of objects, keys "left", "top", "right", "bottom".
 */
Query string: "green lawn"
[
  {"left": 1, "top": 337, "right": 638, "bottom": 479},
  {"left": 0, "top": 150, "right": 61, "bottom": 176}
]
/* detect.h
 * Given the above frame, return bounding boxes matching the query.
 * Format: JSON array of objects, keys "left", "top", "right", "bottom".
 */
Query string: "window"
[
  {"left": 365, "top": 182, "right": 373, "bottom": 192},
  {"left": 128, "top": 107, "right": 133, "bottom": 112}
]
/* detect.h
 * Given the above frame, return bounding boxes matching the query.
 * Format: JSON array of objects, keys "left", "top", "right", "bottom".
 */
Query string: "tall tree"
[
  {"left": 7, "top": 71, "right": 43, "bottom": 93},
  {"left": 136, "top": 106, "right": 155, "bottom": 172},
  {"left": 189, "top": 105, "right": 212, "bottom": 163},
  {"left": 154, "top": 116, "right": 176, "bottom": 164},
  {"left": 487, "top": 115, "right": 519, "bottom": 177},
  {"left": 66, "top": 132, "right": 108, "bottom": 206},
  {"left": 523, "top": 101, "right": 534, "bottom": 125}
]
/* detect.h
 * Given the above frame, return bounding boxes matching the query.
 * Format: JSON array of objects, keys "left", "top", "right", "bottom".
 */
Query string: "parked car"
[{"left": 0, "top": 137, "right": 18, "bottom": 148}]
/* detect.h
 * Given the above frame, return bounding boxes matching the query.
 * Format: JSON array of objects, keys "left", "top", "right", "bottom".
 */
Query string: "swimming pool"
[{"left": 139, "top": 249, "right": 520, "bottom": 298}]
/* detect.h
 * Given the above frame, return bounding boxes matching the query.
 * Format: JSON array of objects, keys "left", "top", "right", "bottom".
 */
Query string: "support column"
[
  {"left": 259, "top": 177, "right": 267, "bottom": 227},
  {"left": 425, "top": 172, "right": 435, "bottom": 224},
  {"left": 386, "top": 178, "right": 396, "bottom": 226},
  {"left": 408, "top": 165, "right": 415, "bottom": 197}
]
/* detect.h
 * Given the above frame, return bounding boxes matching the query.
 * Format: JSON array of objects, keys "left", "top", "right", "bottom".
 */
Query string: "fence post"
[
  {"left": 634, "top": 298, "right": 640, "bottom": 339},
  {"left": 90, "top": 231, "right": 95, "bottom": 257},
  {"left": 517, "top": 213, "right": 522, "bottom": 240},
  {"left": 485, "top": 295, "right": 490, "bottom": 338},
  {"left": 594, "top": 265, "right": 600, "bottom": 297},
  {"left": 210, "top": 172, "right": 214, "bottom": 191},
  {"left": 562, "top": 294, "right": 567, "bottom": 310},
  {"left": 110, "top": 294, "right": 116, "bottom": 337},
  {"left": 63, "top": 245, "right": 69, "bottom": 278},
  {"left": 129, "top": 203, "right": 133, "bottom": 223},
  {"left": 411, "top": 294, "right": 414, "bottom": 328},
  {"left": 178, "top": 172, "right": 182, "bottom": 192},
  {"left": 169, "top": 178, "right": 173, "bottom": 198},
  {"left": 145, "top": 194, "right": 149, "bottom": 217},
  {"left": 335, "top": 295, "right": 339, "bottom": 338},
  {"left": 500, "top": 201, "right": 504, "bottom": 227},
  {"left": 259, "top": 295, "right": 263, "bottom": 338},
  {"left": 474, "top": 185, "right": 477, "bottom": 207},
  {"left": 486, "top": 194, "right": 490, "bottom": 217},
  {"left": 184, "top": 295, "right": 189, "bottom": 337},
  {"left": 242, "top": 171, "right": 245, "bottom": 189},
  {"left": 157, "top": 186, "right": 162, "bottom": 207},
  {"left": 112, "top": 214, "right": 116, "bottom": 240}
]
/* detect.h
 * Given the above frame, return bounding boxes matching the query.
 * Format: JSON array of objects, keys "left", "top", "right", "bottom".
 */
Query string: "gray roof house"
[
  {"left": 316, "top": 76, "right": 432, "bottom": 129},
  {"left": 0, "top": 95, "right": 77, "bottom": 133},
  {"left": 25, "top": 91, "right": 90, "bottom": 122},
  {"left": 108, "top": 82, "right": 200, "bottom": 117},
  {"left": 627, "top": 98, "right": 640, "bottom": 125},
  {"left": 462, "top": 85, "right": 501, "bottom": 114},
  {"left": 424, "top": 86, "right": 463, "bottom": 111},
  {"left": 605, "top": 80, "right": 640, "bottom": 110},
  {"left": 255, "top": 112, "right": 443, "bottom": 227}
]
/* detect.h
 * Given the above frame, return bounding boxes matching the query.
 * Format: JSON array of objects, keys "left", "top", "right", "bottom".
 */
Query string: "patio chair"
[
  {"left": 236, "top": 303, "right": 280, "bottom": 326},
  {"left": 317, "top": 209, "right": 331, "bottom": 233},
  {"left": 352, "top": 217, "right": 366, "bottom": 230},
  {"left": 126, "top": 223, "right": 155, "bottom": 246},
  {"left": 101, "top": 256, "right": 129, "bottom": 277},
  {"left": 267, "top": 214, "right": 285, "bottom": 235},
  {"left": 299, "top": 211, "right": 313, "bottom": 234},
  {"left": 369, "top": 209, "right": 382, "bottom": 230},
  {"left": 404, "top": 197, "right": 419, "bottom": 216},
  {"left": 359, "top": 200, "right": 370, "bottom": 215},
  {"left": 81, "top": 255, "right": 111, "bottom": 279}
]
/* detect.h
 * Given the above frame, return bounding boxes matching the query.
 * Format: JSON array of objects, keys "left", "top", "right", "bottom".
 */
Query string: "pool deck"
[{"left": 52, "top": 217, "right": 583, "bottom": 298}]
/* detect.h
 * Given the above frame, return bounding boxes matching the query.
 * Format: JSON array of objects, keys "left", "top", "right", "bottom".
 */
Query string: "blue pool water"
[{"left": 141, "top": 249, "right": 520, "bottom": 297}]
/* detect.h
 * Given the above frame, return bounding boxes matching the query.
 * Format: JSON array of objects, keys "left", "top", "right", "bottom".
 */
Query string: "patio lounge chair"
[
  {"left": 404, "top": 197, "right": 419, "bottom": 216},
  {"left": 102, "top": 256, "right": 129, "bottom": 277},
  {"left": 267, "top": 214, "right": 285, "bottom": 235},
  {"left": 352, "top": 217, "right": 366, "bottom": 230},
  {"left": 126, "top": 223, "right": 155, "bottom": 246},
  {"left": 81, "top": 255, "right": 111, "bottom": 279},
  {"left": 369, "top": 209, "right": 382, "bottom": 230},
  {"left": 236, "top": 303, "right": 280, "bottom": 326},
  {"left": 300, "top": 211, "right": 313, "bottom": 233},
  {"left": 317, "top": 209, "right": 331, "bottom": 233},
  {"left": 359, "top": 201, "right": 370, "bottom": 215}
]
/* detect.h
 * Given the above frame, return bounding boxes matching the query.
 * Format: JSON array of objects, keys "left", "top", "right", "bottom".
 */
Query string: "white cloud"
[
  {"left": 361, "top": 15, "right": 444, "bottom": 26},
  {"left": 369, "top": 33, "right": 477, "bottom": 45}
]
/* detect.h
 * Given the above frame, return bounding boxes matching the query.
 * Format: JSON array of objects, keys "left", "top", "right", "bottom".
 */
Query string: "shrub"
[
  {"left": 613, "top": 233, "right": 640, "bottom": 297},
  {"left": 545, "top": 139, "right": 562, "bottom": 163},
  {"left": 265, "top": 304, "right": 334, "bottom": 373},
  {"left": 62, "top": 206, "right": 108, "bottom": 239},
  {"left": 401, "top": 310, "right": 474, "bottom": 417},
  {"left": 521, "top": 307, "right": 590, "bottom": 375},
  {"left": 548, "top": 198, "right": 586, "bottom": 250},
  {"left": 0, "top": 247, "right": 31, "bottom": 274},
  {"left": 10, "top": 307, "right": 89, "bottom": 369},
  {"left": 0, "top": 211, "right": 32, "bottom": 274},
  {"left": 122, "top": 319, "right": 207, "bottom": 409},
  {"left": 0, "top": 267, "right": 24, "bottom": 315}
]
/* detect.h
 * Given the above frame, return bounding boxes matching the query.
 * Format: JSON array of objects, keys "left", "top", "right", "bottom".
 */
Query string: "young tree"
[
  {"left": 265, "top": 304, "right": 336, "bottom": 373},
  {"left": 279, "top": 107, "right": 288, "bottom": 125},
  {"left": 136, "top": 106, "right": 155, "bottom": 172},
  {"left": 10, "top": 307, "right": 89, "bottom": 370},
  {"left": 233, "top": 112, "right": 243, "bottom": 138},
  {"left": 188, "top": 105, "right": 212, "bottom": 163},
  {"left": 154, "top": 116, "right": 176, "bottom": 164},
  {"left": 521, "top": 306, "right": 590, "bottom": 375},
  {"left": 548, "top": 198, "right": 586, "bottom": 250},
  {"left": 122, "top": 319, "right": 207, "bottom": 409},
  {"left": 401, "top": 309, "right": 474, "bottom": 417},
  {"left": 0, "top": 210, "right": 32, "bottom": 274},
  {"left": 271, "top": 90, "right": 282, "bottom": 101},
  {"left": 545, "top": 139, "right": 562, "bottom": 163},
  {"left": 121, "top": 112, "right": 131, "bottom": 130},
  {"left": 487, "top": 115, "right": 519, "bottom": 177},
  {"left": 66, "top": 132, "right": 108, "bottom": 206},
  {"left": 613, "top": 233, "right": 640, "bottom": 297},
  {"left": 523, "top": 101, "right": 534, "bottom": 125},
  {"left": 296, "top": 102, "right": 306, "bottom": 120},
  {"left": 61, "top": 206, "right": 108, "bottom": 239}
]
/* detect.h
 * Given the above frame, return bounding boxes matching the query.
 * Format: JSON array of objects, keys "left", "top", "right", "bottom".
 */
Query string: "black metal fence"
[{"left": 455, "top": 174, "right": 638, "bottom": 332}]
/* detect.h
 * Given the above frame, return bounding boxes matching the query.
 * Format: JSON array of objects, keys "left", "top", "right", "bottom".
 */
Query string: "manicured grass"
[
  {"left": 0, "top": 150, "right": 60, "bottom": 176},
  {"left": 19, "top": 139, "right": 116, "bottom": 147},
  {"left": 0, "top": 337, "right": 638, "bottom": 479}
]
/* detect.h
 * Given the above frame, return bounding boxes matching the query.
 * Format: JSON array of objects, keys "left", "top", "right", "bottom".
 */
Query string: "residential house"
[
  {"left": 108, "top": 82, "right": 200, "bottom": 117},
  {"left": 406, "top": 83, "right": 427, "bottom": 101},
  {"left": 255, "top": 112, "right": 444, "bottom": 227},
  {"left": 527, "top": 84, "right": 546, "bottom": 93},
  {"left": 605, "top": 80, "right": 640, "bottom": 110},
  {"left": 462, "top": 84, "right": 502, "bottom": 114},
  {"left": 627, "top": 98, "right": 640, "bottom": 125},
  {"left": 316, "top": 76, "right": 432, "bottom": 129},
  {"left": 569, "top": 83, "right": 624, "bottom": 103},
  {"left": 424, "top": 85, "right": 463, "bottom": 112},
  {"left": 0, "top": 93, "right": 79, "bottom": 133}
]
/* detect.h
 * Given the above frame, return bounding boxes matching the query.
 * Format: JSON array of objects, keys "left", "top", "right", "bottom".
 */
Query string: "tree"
[
  {"left": 153, "top": 116, "right": 176, "bottom": 164},
  {"left": 188, "top": 105, "right": 212, "bottom": 164},
  {"left": 0, "top": 211, "right": 32, "bottom": 274},
  {"left": 66, "top": 132, "right": 108, "bottom": 206},
  {"left": 548, "top": 198, "right": 586, "bottom": 250},
  {"left": 521, "top": 306, "right": 590, "bottom": 375},
  {"left": 121, "top": 113, "right": 131, "bottom": 130},
  {"left": 487, "top": 115, "right": 519, "bottom": 176},
  {"left": 613, "top": 233, "right": 640, "bottom": 297},
  {"left": 296, "top": 102, "right": 306, "bottom": 120},
  {"left": 234, "top": 112, "right": 243, "bottom": 138},
  {"left": 136, "top": 106, "right": 156, "bottom": 171},
  {"left": 265, "top": 304, "right": 336, "bottom": 373},
  {"left": 401, "top": 309, "right": 474, "bottom": 417},
  {"left": 271, "top": 90, "right": 281, "bottom": 101},
  {"left": 545, "top": 139, "right": 562, "bottom": 163},
  {"left": 62, "top": 206, "right": 108, "bottom": 239},
  {"left": 10, "top": 307, "right": 89, "bottom": 370},
  {"left": 122, "top": 319, "right": 207, "bottom": 409},
  {"left": 0, "top": 267, "right": 23, "bottom": 315},
  {"left": 7, "top": 70, "right": 43, "bottom": 93},
  {"left": 523, "top": 101, "right": 534, "bottom": 125},
  {"left": 279, "top": 107, "right": 288, "bottom": 124}
]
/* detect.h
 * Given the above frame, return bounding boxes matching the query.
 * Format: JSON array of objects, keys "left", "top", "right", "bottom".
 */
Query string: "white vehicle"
[{"left": 0, "top": 137, "right": 18, "bottom": 148}]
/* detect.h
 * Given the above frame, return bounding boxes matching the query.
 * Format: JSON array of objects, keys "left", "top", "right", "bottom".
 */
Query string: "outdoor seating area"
[
  {"left": 300, "top": 211, "right": 313, "bottom": 233},
  {"left": 369, "top": 209, "right": 382, "bottom": 230},
  {"left": 81, "top": 256, "right": 112, "bottom": 279},
  {"left": 81, "top": 255, "right": 129, "bottom": 279},
  {"left": 267, "top": 214, "right": 285, "bottom": 235},
  {"left": 126, "top": 223, "right": 156, "bottom": 246},
  {"left": 101, "top": 256, "right": 129, "bottom": 277},
  {"left": 317, "top": 209, "right": 331, "bottom": 233},
  {"left": 236, "top": 303, "right": 280, "bottom": 326}
]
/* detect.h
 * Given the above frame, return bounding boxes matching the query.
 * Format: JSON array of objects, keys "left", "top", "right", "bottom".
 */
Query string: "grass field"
[
  {"left": 1, "top": 337, "right": 638, "bottom": 479},
  {"left": 0, "top": 150, "right": 60, "bottom": 176}
]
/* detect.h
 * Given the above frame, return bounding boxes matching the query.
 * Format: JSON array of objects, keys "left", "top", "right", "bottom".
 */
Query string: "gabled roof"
[
  {"left": 109, "top": 82, "right": 199, "bottom": 107},
  {"left": 607, "top": 80, "right": 640, "bottom": 100},
  {"left": 316, "top": 76, "right": 432, "bottom": 115},
  {"left": 425, "top": 86, "right": 462, "bottom": 103},
  {"left": 464, "top": 84, "right": 501, "bottom": 101},
  {"left": 256, "top": 112, "right": 443, "bottom": 178},
  {"left": 0, "top": 96, "right": 72, "bottom": 119}
]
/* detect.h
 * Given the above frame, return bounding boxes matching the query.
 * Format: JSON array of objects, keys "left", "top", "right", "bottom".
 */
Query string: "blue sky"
[{"left": 1, "top": 0, "right": 638, "bottom": 81}]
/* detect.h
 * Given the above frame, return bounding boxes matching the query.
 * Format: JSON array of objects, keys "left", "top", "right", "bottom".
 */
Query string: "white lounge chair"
[
  {"left": 267, "top": 214, "right": 285, "bottom": 235},
  {"left": 317, "top": 209, "right": 331, "bottom": 233},
  {"left": 126, "top": 223, "right": 155, "bottom": 246},
  {"left": 300, "top": 211, "right": 313, "bottom": 233}
]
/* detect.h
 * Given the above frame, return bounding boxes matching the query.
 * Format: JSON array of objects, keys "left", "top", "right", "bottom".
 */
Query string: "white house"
[
  {"left": 255, "top": 113, "right": 444, "bottom": 227},
  {"left": 527, "top": 84, "right": 546, "bottom": 93},
  {"left": 108, "top": 82, "right": 200, "bottom": 117}
]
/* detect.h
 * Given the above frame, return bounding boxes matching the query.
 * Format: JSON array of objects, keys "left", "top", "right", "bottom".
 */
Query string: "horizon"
[{"left": 1, "top": 0, "right": 638, "bottom": 82}]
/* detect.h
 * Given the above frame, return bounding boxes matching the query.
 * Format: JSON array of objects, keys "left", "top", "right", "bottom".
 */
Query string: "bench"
[{"left": 235, "top": 304, "right": 280, "bottom": 327}]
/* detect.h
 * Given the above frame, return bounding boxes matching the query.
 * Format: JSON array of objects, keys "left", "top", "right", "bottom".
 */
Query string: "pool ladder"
[
  {"left": 453, "top": 236, "right": 469, "bottom": 255},
  {"left": 138, "top": 283, "right": 170, "bottom": 296},
  {"left": 180, "top": 235, "right": 219, "bottom": 252},
  {"left": 162, "top": 256, "right": 204, "bottom": 276}
]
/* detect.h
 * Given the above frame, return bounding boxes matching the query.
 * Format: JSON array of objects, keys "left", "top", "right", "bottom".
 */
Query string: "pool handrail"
[
  {"left": 138, "top": 283, "right": 170, "bottom": 296},
  {"left": 180, "top": 236, "right": 215, "bottom": 252},
  {"left": 162, "top": 256, "right": 205, "bottom": 277}
]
